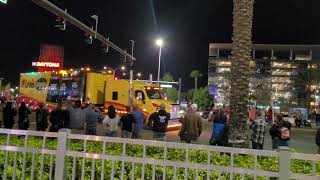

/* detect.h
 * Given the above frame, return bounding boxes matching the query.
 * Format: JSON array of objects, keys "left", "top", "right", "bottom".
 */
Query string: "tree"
[
  {"left": 190, "top": 70, "right": 203, "bottom": 89},
  {"left": 193, "top": 87, "right": 214, "bottom": 110},
  {"left": 228, "top": 0, "right": 254, "bottom": 148},
  {"left": 161, "top": 73, "right": 178, "bottom": 102},
  {"left": 162, "top": 73, "right": 175, "bottom": 82}
]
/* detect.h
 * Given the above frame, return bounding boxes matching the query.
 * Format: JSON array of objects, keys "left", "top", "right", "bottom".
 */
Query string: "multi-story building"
[{"left": 208, "top": 43, "right": 320, "bottom": 111}]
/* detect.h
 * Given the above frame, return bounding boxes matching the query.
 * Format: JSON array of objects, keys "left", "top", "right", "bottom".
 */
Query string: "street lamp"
[
  {"left": 137, "top": 73, "right": 142, "bottom": 79},
  {"left": 155, "top": 38, "right": 163, "bottom": 85}
]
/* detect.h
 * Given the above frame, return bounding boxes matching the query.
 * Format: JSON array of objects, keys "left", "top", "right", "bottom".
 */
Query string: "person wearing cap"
[{"left": 179, "top": 104, "right": 202, "bottom": 143}]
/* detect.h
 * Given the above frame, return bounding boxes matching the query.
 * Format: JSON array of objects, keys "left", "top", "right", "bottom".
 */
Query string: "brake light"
[{"left": 152, "top": 102, "right": 158, "bottom": 108}]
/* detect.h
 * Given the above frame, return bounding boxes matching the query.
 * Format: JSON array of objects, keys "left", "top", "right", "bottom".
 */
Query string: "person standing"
[
  {"left": 85, "top": 106, "right": 102, "bottom": 135},
  {"left": 269, "top": 114, "right": 291, "bottom": 149},
  {"left": 35, "top": 103, "right": 49, "bottom": 131},
  {"left": 18, "top": 102, "right": 31, "bottom": 130},
  {"left": 250, "top": 111, "right": 266, "bottom": 149},
  {"left": 103, "top": 105, "right": 121, "bottom": 137},
  {"left": 66, "top": 97, "right": 92, "bottom": 134},
  {"left": 119, "top": 108, "right": 135, "bottom": 138},
  {"left": 269, "top": 115, "right": 281, "bottom": 149},
  {"left": 179, "top": 104, "right": 202, "bottom": 143},
  {"left": 131, "top": 104, "right": 144, "bottom": 139},
  {"left": 3, "top": 101, "right": 17, "bottom": 129},
  {"left": 278, "top": 116, "right": 291, "bottom": 147},
  {"left": 209, "top": 109, "right": 228, "bottom": 146},
  {"left": 49, "top": 102, "right": 70, "bottom": 132},
  {"left": 149, "top": 104, "right": 170, "bottom": 141}
]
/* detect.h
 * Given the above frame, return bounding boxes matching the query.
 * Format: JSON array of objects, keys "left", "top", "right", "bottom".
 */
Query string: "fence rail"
[{"left": 0, "top": 128, "right": 319, "bottom": 180}]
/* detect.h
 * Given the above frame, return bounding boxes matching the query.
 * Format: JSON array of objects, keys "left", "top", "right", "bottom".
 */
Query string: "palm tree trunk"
[
  {"left": 195, "top": 77, "right": 198, "bottom": 89},
  {"left": 229, "top": 0, "right": 254, "bottom": 148}
]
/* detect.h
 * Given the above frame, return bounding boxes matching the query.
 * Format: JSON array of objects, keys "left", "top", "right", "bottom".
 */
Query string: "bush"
[{"left": 0, "top": 135, "right": 319, "bottom": 179}]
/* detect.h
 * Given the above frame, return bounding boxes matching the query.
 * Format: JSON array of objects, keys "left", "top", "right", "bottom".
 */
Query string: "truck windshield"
[{"left": 145, "top": 89, "right": 162, "bottom": 99}]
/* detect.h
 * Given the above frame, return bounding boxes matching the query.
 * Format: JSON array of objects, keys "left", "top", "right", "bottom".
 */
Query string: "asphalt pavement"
[{"left": 5, "top": 112, "right": 319, "bottom": 154}]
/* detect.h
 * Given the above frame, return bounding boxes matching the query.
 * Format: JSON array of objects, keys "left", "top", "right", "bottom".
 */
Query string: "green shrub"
[{"left": 0, "top": 135, "right": 319, "bottom": 179}]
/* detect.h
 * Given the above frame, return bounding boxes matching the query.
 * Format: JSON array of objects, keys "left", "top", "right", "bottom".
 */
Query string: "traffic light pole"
[{"left": 31, "top": 0, "right": 135, "bottom": 62}]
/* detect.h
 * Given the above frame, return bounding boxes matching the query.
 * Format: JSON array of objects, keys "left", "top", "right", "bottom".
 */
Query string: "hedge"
[{"left": 0, "top": 135, "right": 319, "bottom": 180}]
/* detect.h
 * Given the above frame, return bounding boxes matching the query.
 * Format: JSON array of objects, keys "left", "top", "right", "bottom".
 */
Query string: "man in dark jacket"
[
  {"left": 3, "top": 102, "right": 17, "bottom": 129},
  {"left": 35, "top": 103, "right": 49, "bottom": 131},
  {"left": 49, "top": 102, "right": 70, "bottom": 132},
  {"left": 179, "top": 104, "right": 202, "bottom": 143},
  {"left": 149, "top": 104, "right": 170, "bottom": 141}
]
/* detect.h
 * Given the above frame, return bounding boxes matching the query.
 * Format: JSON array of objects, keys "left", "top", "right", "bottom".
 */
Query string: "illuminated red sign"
[{"left": 32, "top": 61, "right": 60, "bottom": 68}]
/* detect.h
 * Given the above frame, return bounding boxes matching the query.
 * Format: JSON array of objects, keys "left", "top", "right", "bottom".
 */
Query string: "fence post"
[
  {"left": 54, "top": 128, "right": 71, "bottom": 180},
  {"left": 279, "top": 146, "right": 291, "bottom": 180}
]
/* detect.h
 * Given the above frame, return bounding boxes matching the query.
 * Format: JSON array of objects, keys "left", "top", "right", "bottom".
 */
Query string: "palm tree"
[
  {"left": 190, "top": 70, "right": 203, "bottom": 89},
  {"left": 228, "top": 0, "right": 255, "bottom": 148}
]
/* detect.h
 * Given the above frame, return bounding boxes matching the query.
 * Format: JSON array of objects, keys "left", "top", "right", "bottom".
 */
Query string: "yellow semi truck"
[{"left": 18, "top": 70, "right": 181, "bottom": 129}]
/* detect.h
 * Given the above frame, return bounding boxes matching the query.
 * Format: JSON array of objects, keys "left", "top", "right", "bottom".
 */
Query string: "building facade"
[{"left": 208, "top": 43, "right": 320, "bottom": 112}]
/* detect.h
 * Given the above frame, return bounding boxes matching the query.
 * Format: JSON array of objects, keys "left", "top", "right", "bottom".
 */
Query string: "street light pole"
[
  {"left": 157, "top": 45, "right": 162, "bottom": 85},
  {"left": 156, "top": 38, "right": 163, "bottom": 85}
]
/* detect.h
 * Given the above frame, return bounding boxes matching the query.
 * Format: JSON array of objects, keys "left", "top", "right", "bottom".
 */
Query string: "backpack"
[
  {"left": 212, "top": 123, "right": 225, "bottom": 141},
  {"left": 280, "top": 127, "right": 290, "bottom": 140}
]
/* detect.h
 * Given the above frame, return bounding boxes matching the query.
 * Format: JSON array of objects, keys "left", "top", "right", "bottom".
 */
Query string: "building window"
[
  {"left": 219, "top": 49, "right": 232, "bottom": 58},
  {"left": 216, "top": 68, "right": 230, "bottom": 73},
  {"left": 294, "top": 50, "right": 311, "bottom": 61},
  {"left": 272, "top": 62, "right": 291, "bottom": 69},
  {"left": 254, "top": 50, "right": 271, "bottom": 59},
  {"left": 272, "top": 70, "right": 292, "bottom": 76},
  {"left": 112, "top": 92, "right": 118, "bottom": 100}
]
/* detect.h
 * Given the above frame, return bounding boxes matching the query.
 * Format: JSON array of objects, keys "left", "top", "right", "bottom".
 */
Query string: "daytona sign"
[{"left": 32, "top": 61, "right": 60, "bottom": 68}]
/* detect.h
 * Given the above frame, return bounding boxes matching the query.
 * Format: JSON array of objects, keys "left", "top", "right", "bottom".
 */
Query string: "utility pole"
[
  {"left": 130, "top": 40, "right": 135, "bottom": 57},
  {"left": 178, "top": 78, "right": 182, "bottom": 104},
  {"left": 31, "top": 0, "right": 135, "bottom": 63}
]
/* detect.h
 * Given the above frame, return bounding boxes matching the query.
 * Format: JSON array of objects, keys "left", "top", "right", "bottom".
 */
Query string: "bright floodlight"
[
  {"left": 156, "top": 39, "right": 163, "bottom": 47},
  {"left": 121, "top": 66, "right": 125, "bottom": 70}
]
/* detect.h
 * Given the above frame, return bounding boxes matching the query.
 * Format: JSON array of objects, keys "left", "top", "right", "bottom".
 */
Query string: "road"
[{"left": 7, "top": 112, "right": 319, "bottom": 154}]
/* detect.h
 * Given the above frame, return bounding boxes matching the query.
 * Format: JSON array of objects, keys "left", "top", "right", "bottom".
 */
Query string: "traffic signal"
[
  {"left": 84, "top": 32, "right": 93, "bottom": 45},
  {"left": 101, "top": 38, "right": 109, "bottom": 53}
]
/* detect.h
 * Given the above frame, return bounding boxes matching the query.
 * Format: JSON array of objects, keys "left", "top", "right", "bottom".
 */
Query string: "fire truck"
[{"left": 18, "top": 70, "right": 181, "bottom": 129}]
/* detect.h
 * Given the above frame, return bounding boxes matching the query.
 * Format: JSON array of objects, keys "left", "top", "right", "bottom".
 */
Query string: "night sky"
[{"left": 1, "top": 0, "right": 320, "bottom": 90}]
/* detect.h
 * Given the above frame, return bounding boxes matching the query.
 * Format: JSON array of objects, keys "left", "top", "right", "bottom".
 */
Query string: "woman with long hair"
[
  {"left": 18, "top": 102, "right": 31, "bottom": 130},
  {"left": 102, "top": 105, "right": 121, "bottom": 137}
]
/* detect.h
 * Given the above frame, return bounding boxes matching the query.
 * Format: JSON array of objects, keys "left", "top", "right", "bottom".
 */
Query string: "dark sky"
[{"left": 1, "top": 0, "right": 320, "bottom": 89}]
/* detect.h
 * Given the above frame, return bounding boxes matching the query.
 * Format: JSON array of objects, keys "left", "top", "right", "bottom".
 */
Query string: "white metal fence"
[{"left": 0, "top": 128, "right": 319, "bottom": 180}]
